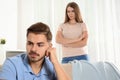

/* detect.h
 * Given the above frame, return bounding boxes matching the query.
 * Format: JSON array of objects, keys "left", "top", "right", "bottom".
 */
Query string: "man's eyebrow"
[
  {"left": 27, "top": 41, "right": 45, "bottom": 44},
  {"left": 37, "top": 42, "right": 45, "bottom": 44},
  {"left": 27, "top": 41, "right": 33, "bottom": 43}
]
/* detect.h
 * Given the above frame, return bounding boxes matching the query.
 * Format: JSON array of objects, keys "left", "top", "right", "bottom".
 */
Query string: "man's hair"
[{"left": 27, "top": 22, "right": 52, "bottom": 42}]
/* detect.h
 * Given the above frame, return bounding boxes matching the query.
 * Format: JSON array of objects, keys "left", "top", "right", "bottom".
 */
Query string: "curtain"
[
  {"left": 52, "top": 0, "right": 120, "bottom": 69},
  {"left": 83, "top": 0, "right": 120, "bottom": 69},
  {"left": 18, "top": 0, "right": 120, "bottom": 69}
]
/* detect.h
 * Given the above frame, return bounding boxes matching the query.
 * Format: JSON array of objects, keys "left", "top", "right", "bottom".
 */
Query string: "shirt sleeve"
[
  {"left": 81, "top": 23, "right": 88, "bottom": 32},
  {"left": 57, "top": 23, "right": 63, "bottom": 32},
  {"left": 0, "top": 59, "right": 17, "bottom": 80}
]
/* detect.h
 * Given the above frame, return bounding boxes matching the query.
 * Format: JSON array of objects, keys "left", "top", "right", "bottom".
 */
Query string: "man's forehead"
[
  {"left": 28, "top": 33, "right": 46, "bottom": 39},
  {"left": 28, "top": 41, "right": 46, "bottom": 45},
  {"left": 27, "top": 33, "right": 48, "bottom": 42}
]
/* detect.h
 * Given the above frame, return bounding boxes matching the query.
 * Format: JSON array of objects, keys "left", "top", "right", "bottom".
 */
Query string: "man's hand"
[
  {"left": 46, "top": 46, "right": 71, "bottom": 80},
  {"left": 46, "top": 47, "right": 58, "bottom": 64}
]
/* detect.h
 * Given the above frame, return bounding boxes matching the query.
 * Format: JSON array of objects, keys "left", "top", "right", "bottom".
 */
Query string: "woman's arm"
[
  {"left": 56, "top": 31, "right": 81, "bottom": 45},
  {"left": 64, "top": 31, "right": 88, "bottom": 48}
]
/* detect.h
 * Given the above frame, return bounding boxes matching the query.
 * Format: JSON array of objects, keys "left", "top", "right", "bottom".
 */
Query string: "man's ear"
[
  {"left": 45, "top": 43, "right": 52, "bottom": 57},
  {"left": 49, "top": 43, "right": 52, "bottom": 47}
]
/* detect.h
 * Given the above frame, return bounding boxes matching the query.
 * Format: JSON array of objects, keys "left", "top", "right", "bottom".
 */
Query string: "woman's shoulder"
[
  {"left": 78, "top": 22, "right": 86, "bottom": 25},
  {"left": 77, "top": 22, "right": 87, "bottom": 27},
  {"left": 59, "top": 22, "right": 68, "bottom": 28},
  {"left": 59, "top": 22, "right": 68, "bottom": 26}
]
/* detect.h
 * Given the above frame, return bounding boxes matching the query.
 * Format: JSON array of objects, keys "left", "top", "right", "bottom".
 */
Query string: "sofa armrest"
[{"left": 62, "top": 63, "right": 72, "bottom": 79}]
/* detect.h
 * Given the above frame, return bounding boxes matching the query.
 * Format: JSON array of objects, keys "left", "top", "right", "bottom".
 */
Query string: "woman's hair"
[
  {"left": 27, "top": 22, "right": 52, "bottom": 42},
  {"left": 64, "top": 2, "right": 83, "bottom": 23}
]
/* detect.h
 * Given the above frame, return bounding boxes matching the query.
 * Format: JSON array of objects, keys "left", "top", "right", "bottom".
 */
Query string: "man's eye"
[{"left": 38, "top": 44, "right": 44, "bottom": 47}]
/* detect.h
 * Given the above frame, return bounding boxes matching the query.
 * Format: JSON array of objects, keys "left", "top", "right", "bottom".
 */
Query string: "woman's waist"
[
  {"left": 62, "top": 47, "right": 86, "bottom": 53},
  {"left": 62, "top": 47, "right": 87, "bottom": 57},
  {"left": 62, "top": 50, "right": 87, "bottom": 57},
  {"left": 62, "top": 53, "right": 88, "bottom": 58}
]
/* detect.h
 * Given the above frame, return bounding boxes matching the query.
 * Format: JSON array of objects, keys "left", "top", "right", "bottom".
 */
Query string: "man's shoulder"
[
  {"left": 1, "top": 54, "right": 27, "bottom": 80},
  {"left": 8, "top": 53, "right": 26, "bottom": 60},
  {"left": 3, "top": 53, "right": 27, "bottom": 72},
  {"left": 6, "top": 53, "right": 26, "bottom": 64}
]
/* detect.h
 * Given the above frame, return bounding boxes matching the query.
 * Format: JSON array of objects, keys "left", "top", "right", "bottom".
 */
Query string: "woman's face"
[{"left": 67, "top": 6, "right": 76, "bottom": 20}]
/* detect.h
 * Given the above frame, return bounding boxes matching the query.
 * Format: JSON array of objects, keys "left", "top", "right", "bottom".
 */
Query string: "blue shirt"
[{"left": 0, "top": 53, "right": 57, "bottom": 80}]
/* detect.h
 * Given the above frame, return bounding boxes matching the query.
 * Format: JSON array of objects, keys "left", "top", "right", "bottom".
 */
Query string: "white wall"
[
  {"left": 0, "top": 0, "right": 120, "bottom": 68},
  {"left": 17, "top": 0, "right": 35, "bottom": 50},
  {"left": 0, "top": 0, "right": 17, "bottom": 50},
  {"left": 0, "top": 0, "right": 88, "bottom": 51}
]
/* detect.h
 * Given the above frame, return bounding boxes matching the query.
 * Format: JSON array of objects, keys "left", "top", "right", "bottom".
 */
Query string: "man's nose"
[{"left": 31, "top": 45, "right": 37, "bottom": 51}]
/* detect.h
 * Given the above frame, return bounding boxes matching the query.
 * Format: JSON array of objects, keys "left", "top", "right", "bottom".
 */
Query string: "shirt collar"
[
  {"left": 39, "top": 58, "right": 51, "bottom": 76},
  {"left": 23, "top": 55, "right": 32, "bottom": 73}
]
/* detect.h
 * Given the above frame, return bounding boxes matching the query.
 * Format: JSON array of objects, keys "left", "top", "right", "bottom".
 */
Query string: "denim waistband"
[{"left": 62, "top": 54, "right": 89, "bottom": 64}]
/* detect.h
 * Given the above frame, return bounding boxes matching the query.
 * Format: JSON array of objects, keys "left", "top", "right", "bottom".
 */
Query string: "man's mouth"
[{"left": 29, "top": 52, "right": 39, "bottom": 58}]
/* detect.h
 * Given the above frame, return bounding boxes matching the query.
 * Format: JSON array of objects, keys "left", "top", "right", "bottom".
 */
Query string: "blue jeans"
[{"left": 62, "top": 54, "right": 89, "bottom": 64}]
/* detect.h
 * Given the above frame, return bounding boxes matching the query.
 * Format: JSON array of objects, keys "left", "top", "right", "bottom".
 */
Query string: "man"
[{"left": 0, "top": 22, "right": 70, "bottom": 80}]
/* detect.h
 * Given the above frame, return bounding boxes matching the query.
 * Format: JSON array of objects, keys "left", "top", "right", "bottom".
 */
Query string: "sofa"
[{"left": 62, "top": 60, "right": 120, "bottom": 80}]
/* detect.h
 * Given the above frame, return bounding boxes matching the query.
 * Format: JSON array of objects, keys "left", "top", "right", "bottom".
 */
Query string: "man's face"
[{"left": 26, "top": 33, "right": 49, "bottom": 62}]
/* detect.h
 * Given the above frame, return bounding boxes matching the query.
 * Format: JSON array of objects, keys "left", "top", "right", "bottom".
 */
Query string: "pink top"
[{"left": 58, "top": 22, "right": 88, "bottom": 57}]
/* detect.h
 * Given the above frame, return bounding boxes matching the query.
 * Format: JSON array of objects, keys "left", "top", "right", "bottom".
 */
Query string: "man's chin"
[{"left": 29, "top": 57, "right": 44, "bottom": 62}]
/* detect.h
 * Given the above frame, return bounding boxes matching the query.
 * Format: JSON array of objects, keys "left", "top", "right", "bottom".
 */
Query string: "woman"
[{"left": 56, "top": 2, "right": 89, "bottom": 63}]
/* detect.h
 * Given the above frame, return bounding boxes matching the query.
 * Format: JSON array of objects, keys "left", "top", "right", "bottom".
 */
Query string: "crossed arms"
[{"left": 56, "top": 30, "right": 88, "bottom": 48}]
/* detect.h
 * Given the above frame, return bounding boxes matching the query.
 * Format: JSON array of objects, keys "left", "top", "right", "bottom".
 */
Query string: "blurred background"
[{"left": 0, "top": 0, "right": 120, "bottom": 69}]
